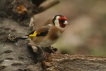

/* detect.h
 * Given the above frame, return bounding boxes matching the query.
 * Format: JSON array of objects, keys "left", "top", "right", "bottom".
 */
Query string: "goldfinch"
[{"left": 28, "top": 15, "right": 68, "bottom": 48}]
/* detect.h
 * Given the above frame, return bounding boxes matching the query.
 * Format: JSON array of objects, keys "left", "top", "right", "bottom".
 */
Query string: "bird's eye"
[{"left": 59, "top": 20, "right": 65, "bottom": 24}]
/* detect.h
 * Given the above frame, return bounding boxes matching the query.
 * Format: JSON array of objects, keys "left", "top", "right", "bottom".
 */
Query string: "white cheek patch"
[
  {"left": 55, "top": 20, "right": 60, "bottom": 27},
  {"left": 64, "top": 21, "right": 68, "bottom": 24}
]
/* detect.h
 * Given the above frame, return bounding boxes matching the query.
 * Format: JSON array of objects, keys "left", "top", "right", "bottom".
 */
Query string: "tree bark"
[
  {"left": 0, "top": 18, "right": 33, "bottom": 71},
  {"left": 45, "top": 54, "right": 106, "bottom": 71},
  {"left": 26, "top": 54, "right": 106, "bottom": 71}
]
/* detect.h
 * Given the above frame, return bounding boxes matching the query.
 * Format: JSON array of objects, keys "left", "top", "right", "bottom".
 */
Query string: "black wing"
[
  {"left": 36, "top": 30, "right": 48, "bottom": 36},
  {"left": 35, "top": 25, "right": 51, "bottom": 37}
]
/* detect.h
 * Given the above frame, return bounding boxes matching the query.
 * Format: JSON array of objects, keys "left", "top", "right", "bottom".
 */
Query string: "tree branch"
[{"left": 27, "top": 54, "right": 106, "bottom": 71}]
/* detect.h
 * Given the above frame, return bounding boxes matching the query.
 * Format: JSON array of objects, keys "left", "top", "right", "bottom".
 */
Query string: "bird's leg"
[
  {"left": 50, "top": 46, "right": 57, "bottom": 53},
  {"left": 39, "top": 47, "right": 47, "bottom": 59},
  {"left": 28, "top": 40, "right": 48, "bottom": 61},
  {"left": 45, "top": 46, "right": 57, "bottom": 54},
  {"left": 41, "top": 53, "right": 52, "bottom": 71}
]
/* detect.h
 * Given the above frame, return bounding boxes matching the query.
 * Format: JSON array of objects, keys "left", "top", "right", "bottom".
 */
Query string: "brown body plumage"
[
  {"left": 28, "top": 15, "right": 68, "bottom": 48},
  {"left": 30, "top": 25, "right": 64, "bottom": 47}
]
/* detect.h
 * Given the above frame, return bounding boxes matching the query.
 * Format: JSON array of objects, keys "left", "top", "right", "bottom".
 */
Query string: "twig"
[{"left": 37, "top": 0, "right": 59, "bottom": 13}]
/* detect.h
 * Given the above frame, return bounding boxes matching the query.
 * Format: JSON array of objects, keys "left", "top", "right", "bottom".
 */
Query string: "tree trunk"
[{"left": 0, "top": 0, "right": 59, "bottom": 71}]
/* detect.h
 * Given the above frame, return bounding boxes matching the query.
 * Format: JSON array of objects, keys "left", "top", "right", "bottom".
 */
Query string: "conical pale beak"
[{"left": 64, "top": 21, "right": 68, "bottom": 25}]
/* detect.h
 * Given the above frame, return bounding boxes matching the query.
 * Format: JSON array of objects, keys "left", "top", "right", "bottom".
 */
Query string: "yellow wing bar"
[{"left": 29, "top": 31, "right": 37, "bottom": 37}]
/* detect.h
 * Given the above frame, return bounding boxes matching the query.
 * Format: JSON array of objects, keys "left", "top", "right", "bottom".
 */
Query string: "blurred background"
[{"left": 33, "top": 0, "right": 106, "bottom": 56}]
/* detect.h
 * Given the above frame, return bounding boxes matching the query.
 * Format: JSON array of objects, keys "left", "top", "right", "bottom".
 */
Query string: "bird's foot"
[
  {"left": 50, "top": 46, "right": 57, "bottom": 53},
  {"left": 44, "top": 46, "right": 57, "bottom": 54}
]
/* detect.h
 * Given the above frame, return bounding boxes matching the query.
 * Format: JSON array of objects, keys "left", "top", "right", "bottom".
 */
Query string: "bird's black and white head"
[{"left": 52, "top": 15, "right": 68, "bottom": 30}]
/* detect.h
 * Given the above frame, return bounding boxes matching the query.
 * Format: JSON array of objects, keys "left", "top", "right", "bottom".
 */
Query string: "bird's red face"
[
  {"left": 58, "top": 16, "right": 67, "bottom": 28},
  {"left": 53, "top": 15, "right": 68, "bottom": 29}
]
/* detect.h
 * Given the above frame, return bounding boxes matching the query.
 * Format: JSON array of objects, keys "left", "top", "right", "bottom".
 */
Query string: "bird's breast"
[
  {"left": 38, "top": 39, "right": 56, "bottom": 47},
  {"left": 48, "top": 29, "right": 63, "bottom": 41}
]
